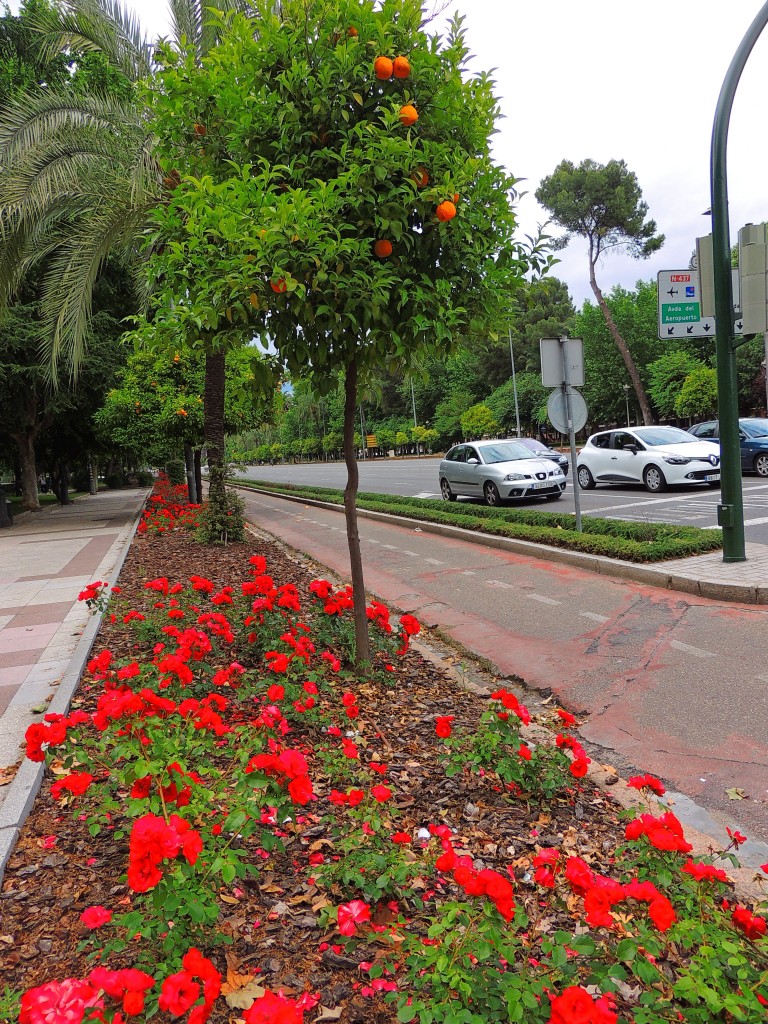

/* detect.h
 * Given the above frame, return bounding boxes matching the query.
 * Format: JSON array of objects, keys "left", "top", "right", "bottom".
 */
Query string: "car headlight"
[
  {"left": 661, "top": 455, "right": 691, "bottom": 464},
  {"left": 504, "top": 473, "right": 527, "bottom": 481}
]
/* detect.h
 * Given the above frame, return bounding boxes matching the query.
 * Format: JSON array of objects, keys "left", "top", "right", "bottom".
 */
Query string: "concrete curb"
[
  {"left": 0, "top": 499, "right": 146, "bottom": 887},
  {"left": 232, "top": 483, "right": 768, "bottom": 604}
]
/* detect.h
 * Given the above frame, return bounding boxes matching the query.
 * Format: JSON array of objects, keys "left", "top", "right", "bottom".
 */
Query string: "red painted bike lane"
[{"left": 242, "top": 491, "right": 768, "bottom": 848}]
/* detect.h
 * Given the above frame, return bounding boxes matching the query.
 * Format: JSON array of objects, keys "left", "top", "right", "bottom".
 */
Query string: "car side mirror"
[
  {"left": 624, "top": 444, "right": 638, "bottom": 454},
  {"left": 466, "top": 458, "right": 479, "bottom": 465}
]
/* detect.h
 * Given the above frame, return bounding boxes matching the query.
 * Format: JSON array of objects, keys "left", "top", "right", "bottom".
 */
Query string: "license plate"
[
  {"left": 705, "top": 474, "right": 720, "bottom": 482},
  {"left": 531, "top": 481, "right": 550, "bottom": 489}
]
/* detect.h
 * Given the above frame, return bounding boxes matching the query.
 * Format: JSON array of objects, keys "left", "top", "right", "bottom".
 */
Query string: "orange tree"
[{"left": 139, "top": 0, "right": 550, "bottom": 664}]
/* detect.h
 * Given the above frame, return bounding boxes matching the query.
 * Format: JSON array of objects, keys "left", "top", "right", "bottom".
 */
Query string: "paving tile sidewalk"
[{"left": 0, "top": 489, "right": 148, "bottom": 787}]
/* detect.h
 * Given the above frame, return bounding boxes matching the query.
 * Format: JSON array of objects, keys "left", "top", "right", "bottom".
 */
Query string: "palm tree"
[{"left": 0, "top": 0, "right": 256, "bottom": 523}]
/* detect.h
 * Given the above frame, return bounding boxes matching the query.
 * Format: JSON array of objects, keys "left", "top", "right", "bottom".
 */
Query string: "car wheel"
[
  {"left": 755, "top": 453, "right": 768, "bottom": 477},
  {"left": 483, "top": 481, "right": 502, "bottom": 506},
  {"left": 577, "top": 466, "right": 596, "bottom": 490},
  {"left": 643, "top": 465, "right": 667, "bottom": 493},
  {"left": 440, "top": 478, "right": 457, "bottom": 501}
]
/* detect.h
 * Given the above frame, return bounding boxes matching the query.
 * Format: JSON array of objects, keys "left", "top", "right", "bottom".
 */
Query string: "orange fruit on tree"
[
  {"left": 393, "top": 55, "right": 410, "bottom": 78},
  {"left": 453, "top": 193, "right": 460, "bottom": 203},
  {"left": 270, "top": 279, "right": 287, "bottom": 293},
  {"left": 374, "top": 56, "right": 393, "bottom": 80},
  {"left": 347, "top": 26, "right": 358, "bottom": 37},
  {"left": 399, "top": 104, "right": 418, "bottom": 126},
  {"left": 436, "top": 200, "right": 456, "bottom": 222},
  {"left": 374, "top": 239, "right": 393, "bottom": 258},
  {"left": 411, "top": 167, "right": 429, "bottom": 188}
]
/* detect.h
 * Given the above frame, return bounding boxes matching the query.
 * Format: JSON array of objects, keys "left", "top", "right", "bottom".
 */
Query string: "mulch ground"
[{"left": 0, "top": 526, "right": 630, "bottom": 1021}]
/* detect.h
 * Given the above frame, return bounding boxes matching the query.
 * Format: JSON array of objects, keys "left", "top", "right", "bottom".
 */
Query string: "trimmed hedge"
[{"left": 231, "top": 480, "right": 723, "bottom": 563}]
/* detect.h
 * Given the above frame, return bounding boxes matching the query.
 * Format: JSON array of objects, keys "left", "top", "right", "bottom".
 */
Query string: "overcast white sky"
[{"left": 122, "top": 0, "right": 768, "bottom": 308}]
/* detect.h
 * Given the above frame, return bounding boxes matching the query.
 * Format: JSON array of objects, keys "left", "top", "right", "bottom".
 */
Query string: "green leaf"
[{"left": 616, "top": 938, "right": 637, "bottom": 962}]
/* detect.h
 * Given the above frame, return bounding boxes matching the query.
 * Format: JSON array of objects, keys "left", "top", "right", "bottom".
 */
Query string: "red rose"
[
  {"left": 80, "top": 906, "right": 112, "bottom": 929},
  {"left": 158, "top": 972, "right": 200, "bottom": 1016}
]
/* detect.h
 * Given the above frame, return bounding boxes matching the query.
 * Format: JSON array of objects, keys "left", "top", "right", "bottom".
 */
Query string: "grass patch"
[{"left": 231, "top": 479, "right": 723, "bottom": 563}]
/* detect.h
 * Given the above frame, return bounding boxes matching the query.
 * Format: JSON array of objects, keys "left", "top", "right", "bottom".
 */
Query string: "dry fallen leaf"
[
  {"left": 314, "top": 1007, "right": 343, "bottom": 1021},
  {"left": 220, "top": 894, "right": 240, "bottom": 905},
  {"left": 726, "top": 787, "right": 747, "bottom": 800},
  {"left": 224, "top": 980, "right": 266, "bottom": 1009}
]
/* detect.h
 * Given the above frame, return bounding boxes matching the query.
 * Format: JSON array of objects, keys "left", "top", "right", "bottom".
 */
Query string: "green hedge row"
[{"left": 231, "top": 480, "right": 723, "bottom": 563}]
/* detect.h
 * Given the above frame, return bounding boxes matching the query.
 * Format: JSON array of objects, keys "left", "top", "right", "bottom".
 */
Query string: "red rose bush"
[{"left": 11, "top": 482, "right": 767, "bottom": 1024}]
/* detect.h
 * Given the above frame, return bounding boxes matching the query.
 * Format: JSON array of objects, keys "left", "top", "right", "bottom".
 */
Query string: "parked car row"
[{"left": 438, "top": 420, "right": 768, "bottom": 504}]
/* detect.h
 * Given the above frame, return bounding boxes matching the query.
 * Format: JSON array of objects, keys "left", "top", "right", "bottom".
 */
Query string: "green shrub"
[{"left": 230, "top": 480, "right": 722, "bottom": 563}]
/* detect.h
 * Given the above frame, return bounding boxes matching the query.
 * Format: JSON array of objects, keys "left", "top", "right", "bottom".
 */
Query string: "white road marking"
[
  {"left": 382, "top": 544, "right": 398, "bottom": 550},
  {"left": 743, "top": 515, "right": 768, "bottom": 527},
  {"left": 486, "top": 579, "right": 515, "bottom": 589},
  {"left": 462, "top": 570, "right": 476, "bottom": 575},
  {"left": 580, "top": 611, "right": 610, "bottom": 623},
  {"left": 424, "top": 558, "right": 444, "bottom": 565},
  {"left": 402, "top": 550, "right": 419, "bottom": 557},
  {"left": 588, "top": 481, "right": 768, "bottom": 515},
  {"left": 670, "top": 639, "right": 715, "bottom": 658},
  {"left": 529, "top": 594, "right": 561, "bottom": 606},
  {"left": 413, "top": 491, "right": 439, "bottom": 498}
]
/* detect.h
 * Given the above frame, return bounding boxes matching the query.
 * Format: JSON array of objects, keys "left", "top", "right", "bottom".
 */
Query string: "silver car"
[{"left": 439, "top": 439, "right": 567, "bottom": 505}]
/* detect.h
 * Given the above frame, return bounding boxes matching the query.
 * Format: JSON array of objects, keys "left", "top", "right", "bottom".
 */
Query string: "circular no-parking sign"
[{"left": 547, "top": 386, "right": 588, "bottom": 434}]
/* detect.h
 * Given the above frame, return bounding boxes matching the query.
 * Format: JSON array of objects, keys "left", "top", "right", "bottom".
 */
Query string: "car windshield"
[
  {"left": 479, "top": 442, "right": 534, "bottom": 464},
  {"left": 741, "top": 419, "right": 768, "bottom": 438},
  {"left": 520, "top": 439, "right": 547, "bottom": 452},
  {"left": 632, "top": 427, "right": 696, "bottom": 447}
]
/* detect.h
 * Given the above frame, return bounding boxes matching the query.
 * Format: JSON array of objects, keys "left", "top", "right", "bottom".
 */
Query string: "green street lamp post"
[{"left": 710, "top": 0, "right": 768, "bottom": 561}]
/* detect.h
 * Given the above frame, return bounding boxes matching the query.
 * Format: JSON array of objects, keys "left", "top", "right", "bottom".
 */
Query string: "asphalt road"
[
  {"left": 235, "top": 457, "right": 768, "bottom": 547},
  {"left": 239, "top": 487, "right": 768, "bottom": 859}
]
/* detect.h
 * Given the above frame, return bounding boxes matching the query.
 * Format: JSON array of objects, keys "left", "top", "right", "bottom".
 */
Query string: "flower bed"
[{"left": 1, "top": 483, "right": 766, "bottom": 1024}]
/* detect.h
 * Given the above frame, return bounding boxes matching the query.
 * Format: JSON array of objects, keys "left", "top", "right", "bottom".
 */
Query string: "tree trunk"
[
  {"left": 0, "top": 484, "right": 12, "bottom": 528},
  {"left": 589, "top": 267, "right": 655, "bottom": 425},
  {"left": 204, "top": 350, "right": 227, "bottom": 511},
  {"left": 184, "top": 442, "right": 198, "bottom": 504},
  {"left": 194, "top": 449, "right": 203, "bottom": 503},
  {"left": 343, "top": 358, "right": 371, "bottom": 669},
  {"left": 11, "top": 431, "right": 40, "bottom": 511},
  {"left": 88, "top": 457, "right": 98, "bottom": 495}
]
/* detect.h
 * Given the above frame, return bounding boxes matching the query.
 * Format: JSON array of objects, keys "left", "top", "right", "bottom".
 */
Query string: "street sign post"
[
  {"left": 541, "top": 336, "right": 585, "bottom": 531},
  {"left": 540, "top": 337, "right": 584, "bottom": 387},
  {"left": 547, "top": 387, "right": 588, "bottom": 434},
  {"left": 657, "top": 269, "right": 744, "bottom": 340}
]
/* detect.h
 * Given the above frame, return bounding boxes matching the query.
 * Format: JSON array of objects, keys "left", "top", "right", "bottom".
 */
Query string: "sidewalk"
[{"left": 0, "top": 489, "right": 148, "bottom": 785}]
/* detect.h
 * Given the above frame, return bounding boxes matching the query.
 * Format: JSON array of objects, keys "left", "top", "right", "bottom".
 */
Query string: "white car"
[
  {"left": 439, "top": 439, "right": 567, "bottom": 505},
  {"left": 576, "top": 426, "right": 721, "bottom": 493}
]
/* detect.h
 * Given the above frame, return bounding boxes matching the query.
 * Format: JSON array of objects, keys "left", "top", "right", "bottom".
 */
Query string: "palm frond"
[
  {"left": 0, "top": 87, "right": 141, "bottom": 165},
  {"left": 27, "top": 0, "right": 154, "bottom": 82},
  {"left": 39, "top": 195, "right": 158, "bottom": 382}
]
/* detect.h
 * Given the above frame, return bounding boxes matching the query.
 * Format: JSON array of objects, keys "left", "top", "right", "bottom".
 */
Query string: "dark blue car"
[{"left": 688, "top": 418, "right": 768, "bottom": 477}]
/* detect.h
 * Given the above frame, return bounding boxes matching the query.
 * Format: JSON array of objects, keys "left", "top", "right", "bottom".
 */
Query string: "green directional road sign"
[{"left": 658, "top": 270, "right": 714, "bottom": 340}]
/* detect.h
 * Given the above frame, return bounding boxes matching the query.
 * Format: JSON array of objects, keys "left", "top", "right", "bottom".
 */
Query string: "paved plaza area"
[{"left": 0, "top": 490, "right": 148, "bottom": 781}]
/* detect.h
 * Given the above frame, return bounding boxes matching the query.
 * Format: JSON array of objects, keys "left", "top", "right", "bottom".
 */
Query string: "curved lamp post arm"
[{"left": 710, "top": 0, "right": 768, "bottom": 561}]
